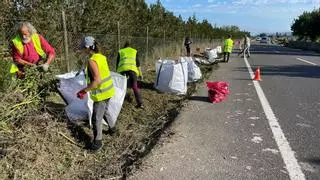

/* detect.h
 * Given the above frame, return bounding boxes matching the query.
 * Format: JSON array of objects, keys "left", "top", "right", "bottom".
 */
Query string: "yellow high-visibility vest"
[
  {"left": 224, "top": 38, "right": 234, "bottom": 53},
  {"left": 117, "top": 47, "right": 139, "bottom": 75},
  {"left": 86, "top": 53, "right": 115, "bottom": 102},
  {"left": 12, "top": 33, "right": 47, "bottom": 58},
  {"left": 10, "top": 34, "right": 47, "bottom": 74}
]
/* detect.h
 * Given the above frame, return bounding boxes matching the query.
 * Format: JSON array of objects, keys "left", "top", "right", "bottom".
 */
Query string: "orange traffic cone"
[{"left": 253, "top": 67, "right": 262, "bottom": 81}]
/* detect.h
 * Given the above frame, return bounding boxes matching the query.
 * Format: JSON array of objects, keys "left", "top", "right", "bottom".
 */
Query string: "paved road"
[{"left": 129, "top": 43, "right": 320, "bottom": 180}]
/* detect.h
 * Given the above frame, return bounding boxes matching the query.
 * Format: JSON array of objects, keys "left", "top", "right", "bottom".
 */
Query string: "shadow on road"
[
  {"left": 235, "top": 65, "right": 320, "bottom": 79},
  {"left": 188, "top": 96, "right": 210, "bottom": 103},
  {"left": 251, "top": 51, "right": 320, "bottom": 57},
  {"left": 303, "top": 158, "right": 320, "bottom": 166}
]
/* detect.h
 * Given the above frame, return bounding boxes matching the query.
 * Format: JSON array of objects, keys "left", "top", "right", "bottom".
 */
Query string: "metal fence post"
[
  {"left": 117, "top": 21, "right": 120, "bottom": 51},
  {"left": 163, "top": 30, "right": 166, "bottom": 46},
  {"left": 146, "top": 26, "right": 149, "bottom": 62},
  {"left": 62, "top": 10, "right": 69, "bottom": 72}
]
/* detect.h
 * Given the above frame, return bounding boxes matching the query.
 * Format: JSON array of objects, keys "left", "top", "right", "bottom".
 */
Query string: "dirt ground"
[{"left": 0, "top": 52, "right": 219, "bottom": 179}]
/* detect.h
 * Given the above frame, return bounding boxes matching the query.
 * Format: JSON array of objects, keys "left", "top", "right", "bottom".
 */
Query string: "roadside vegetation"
[{"left": 291, "top": 8, "right": 320, "bottom": 42}]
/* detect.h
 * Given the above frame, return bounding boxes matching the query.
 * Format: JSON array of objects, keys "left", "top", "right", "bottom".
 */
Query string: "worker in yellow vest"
[
  {"left": 116, "top": 41, "right": 143, "bottom": 108},
  {"left": 77, "top": 36, "right": 115, "bottom": 151},
  {"left": 223, "top": 34, "right": 234, "bottom": 62},
  {"left": 11, "top": 22, "right": 55, "bottom": 78}
]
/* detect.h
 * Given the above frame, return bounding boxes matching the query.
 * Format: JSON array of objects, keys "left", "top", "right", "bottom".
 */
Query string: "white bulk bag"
[
  {"left": 216, "top": 46, "right": 222, "bottom": 54},
  {"left": 154, "top": 59, "right": 188, "bottom": 94},
  {"left": 180, "top": 57, "right": 202, "bottom": 82},
  {"left": 204, "top": 48, "right": 218, "bottom": 63}
]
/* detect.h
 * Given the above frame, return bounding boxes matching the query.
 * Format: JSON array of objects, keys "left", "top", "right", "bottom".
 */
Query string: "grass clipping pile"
[{"left": 0, "top": 57, "right": 217, "bottom": 179}]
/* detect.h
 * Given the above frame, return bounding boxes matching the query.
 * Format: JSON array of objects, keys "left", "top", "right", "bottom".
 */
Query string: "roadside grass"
[{"left": 0, "top": 41, "right": 220, "bottom": 179}]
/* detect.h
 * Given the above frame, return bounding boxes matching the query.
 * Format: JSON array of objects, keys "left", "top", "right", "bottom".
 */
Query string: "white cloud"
[
  {"left": 208, "top": 4, "right": 219, "bottom": 7},
  {"left": 192, "top": 4, "right": 202, "bottom": 8}
]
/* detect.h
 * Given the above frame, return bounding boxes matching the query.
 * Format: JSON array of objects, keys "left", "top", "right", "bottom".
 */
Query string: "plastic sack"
[
  {"left": 154, "top": 59, "right": 188, "bottom": 94},
  {"left": 56, "top": 71, "right": 93, "bottom": 121},
  {"left": 102, "top": 72, "right": 127, "bottom": 128},
  {"left": 180, "top": 57, "right": 202, "bottom": 82},
  {"left": 204, "top": 48, "right": 218, "bottom": 63},
  {"left": 56, "top": 71, "right": 87, "bottom": 105},
  {"left": 206, "top": 81, "right": 229, "bottom": 103}
]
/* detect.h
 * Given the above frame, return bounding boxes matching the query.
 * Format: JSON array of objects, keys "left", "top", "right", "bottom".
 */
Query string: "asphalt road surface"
[{"left": 129, "top": 43, "right": 320, "bottom": 180}]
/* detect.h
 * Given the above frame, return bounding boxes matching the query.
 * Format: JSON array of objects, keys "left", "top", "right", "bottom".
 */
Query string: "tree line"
[
  {"left": 0, "top": 0, "right": 249, "bottom": 43},
  {"left": 291, "top": 8, "right": 320, "bottom": 42}
]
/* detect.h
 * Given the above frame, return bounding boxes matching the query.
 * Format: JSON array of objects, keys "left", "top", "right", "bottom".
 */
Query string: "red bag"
[{"left": 206, "top": 81, "right": 229, "bottom": 103}]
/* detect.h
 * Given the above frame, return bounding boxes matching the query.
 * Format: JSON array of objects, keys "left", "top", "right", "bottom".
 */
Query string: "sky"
[{"left": 145, "top": 0, "right": 320, "bottom": 35}]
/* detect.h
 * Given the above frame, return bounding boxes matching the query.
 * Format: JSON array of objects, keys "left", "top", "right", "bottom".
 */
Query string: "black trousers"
[
  {"left": 223, "top": 52, "right": 230, "bottom": 62},
  {"left": 186, "top": 47, "right": 191, "bottom": 57}
]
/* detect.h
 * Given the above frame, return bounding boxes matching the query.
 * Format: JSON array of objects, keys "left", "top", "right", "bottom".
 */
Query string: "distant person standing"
[
  {"left": 223, "top": 34, "right": 233, "bottom": 62},
  {"left": 184, "top": 37, "right": 192, "bottom": 57},
  {"left": 238, "top": 35, "right": 251, "bottom": 58}
]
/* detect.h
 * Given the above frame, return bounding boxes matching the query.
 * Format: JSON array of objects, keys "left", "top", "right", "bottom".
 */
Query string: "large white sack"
[
  {"left": 154, "top": 59, "right": 188, "bottom": 94},
  {"left": 57, "top": 71, "right": 127, "bottom": 128},
  {"left": 101, "top": 72, "right": 127, "bottom": 128},
  {"left": 57, "top": 71, "right": 93, "bottom": 121},
  {"left": 180, "top": 57, "right": 202, "bottom": 82},
  {"left": 155, "top": 60, "right": 175, "bottom": 93},
  {"left": 65, "top": 99, "right": 92, "bottom": 121},
  {"left": 204, "top": 48, "right": 218, "bottom": 63},
  {"left": 56, "top": 71, "right": 87, "bottom": 105},
  {"left": 216, "top": 46, "right": 222, "bottom": 54}
]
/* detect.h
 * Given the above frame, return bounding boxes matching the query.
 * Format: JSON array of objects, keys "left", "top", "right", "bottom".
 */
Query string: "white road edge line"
[
  {"left": 244, "top": 56, "right": 306, "bottom": 180},
  {"left": 296, "top": 58, "right": 317, "bottom": 66}
]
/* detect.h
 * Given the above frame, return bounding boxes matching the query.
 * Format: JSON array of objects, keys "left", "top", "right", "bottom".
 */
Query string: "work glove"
[
  {"left": 39, "top": 63, "right": 49, "bottom": 72},
  {"left": 77, "top": 89, "right": 87, "bottom": 99}
]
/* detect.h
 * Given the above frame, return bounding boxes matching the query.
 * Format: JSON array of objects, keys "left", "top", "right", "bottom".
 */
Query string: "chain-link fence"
[{"left": 1, "top": 13, "right": 221, "bottom": 74}]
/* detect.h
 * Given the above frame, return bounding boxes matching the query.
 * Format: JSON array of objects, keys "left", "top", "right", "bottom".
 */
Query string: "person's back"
[{"left": 116, "top": 41, "right": 143, "bottom": 108}]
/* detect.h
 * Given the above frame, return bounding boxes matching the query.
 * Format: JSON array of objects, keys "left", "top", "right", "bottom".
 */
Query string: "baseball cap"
[{"left": 80, "top": 36, "right": 95, "bottom": 49}]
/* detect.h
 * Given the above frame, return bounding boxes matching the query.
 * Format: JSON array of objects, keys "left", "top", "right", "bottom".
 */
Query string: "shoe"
[
  {"left": 109, "top": 127, "right": 117, "bottom": 135},
  {"left": 90, "top": 140, "right": 102, "bottom": 151},
  {"left": 135, "top": 103, "right": 144, "bottom": 109}
]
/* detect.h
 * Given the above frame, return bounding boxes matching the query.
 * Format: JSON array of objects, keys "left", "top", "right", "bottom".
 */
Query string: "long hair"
[{"left": 16, "top": 22, "right": 37, "bottom": 35}]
